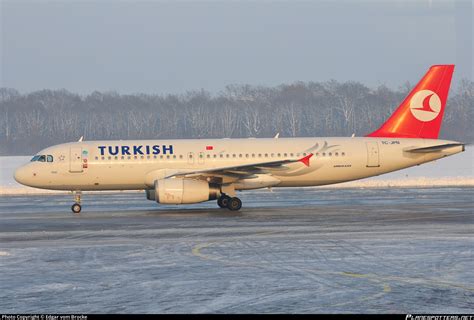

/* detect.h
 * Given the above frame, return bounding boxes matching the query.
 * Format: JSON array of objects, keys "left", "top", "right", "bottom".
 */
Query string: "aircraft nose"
[{"left": 14, "top": 166, "right": 30, "bottom": 186}]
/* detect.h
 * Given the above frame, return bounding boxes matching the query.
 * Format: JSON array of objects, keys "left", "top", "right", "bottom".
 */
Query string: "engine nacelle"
[{"left": 154, "top": 178, "right": 220, "bottom": 204}]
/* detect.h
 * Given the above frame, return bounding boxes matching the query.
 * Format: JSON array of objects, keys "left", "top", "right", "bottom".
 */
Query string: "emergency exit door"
[
  {"left": 69, "top": 147, "right": 83, "bottom": 173},
  {"left": 366, "top": 141, "right": 380, "bottom": 167},
  {"left": 187, "top": 152, "right": 194, "bottom": 165}
]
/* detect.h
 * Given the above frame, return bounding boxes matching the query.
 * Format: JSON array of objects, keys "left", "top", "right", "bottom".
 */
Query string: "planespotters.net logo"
[
  {"left": 406, "top": 315, "right": 474, "bottom": 320},
  {"left": 409, "top": 90, "right": 442, "bottom": 122}
]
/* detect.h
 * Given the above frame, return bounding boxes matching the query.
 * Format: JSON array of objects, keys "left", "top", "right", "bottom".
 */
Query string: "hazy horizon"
[{"left": 1, "top": 0, "right": 472, "bottom": 95}]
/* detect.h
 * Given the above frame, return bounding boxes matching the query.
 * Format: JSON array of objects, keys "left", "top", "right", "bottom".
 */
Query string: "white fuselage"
[{"left": 14, "top": 137, "right": 464, "bottom": 191}]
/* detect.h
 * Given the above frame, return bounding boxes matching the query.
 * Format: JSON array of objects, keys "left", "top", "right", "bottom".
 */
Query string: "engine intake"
[{"left": 154, "top": 178, "right": 220, "bottom": 204}]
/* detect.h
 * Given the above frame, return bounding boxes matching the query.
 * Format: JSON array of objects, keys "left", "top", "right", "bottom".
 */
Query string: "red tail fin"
[{"left": 367, "top": 65, "right": 455, "bottom": 139}]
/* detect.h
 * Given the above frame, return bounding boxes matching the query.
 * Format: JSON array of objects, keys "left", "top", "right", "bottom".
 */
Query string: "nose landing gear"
[
  {"left": 217, "top": 194, "right": 242, "bottom": 211},
  {"left": 71, "top": 191, "right": 82, "bottom": 214}
]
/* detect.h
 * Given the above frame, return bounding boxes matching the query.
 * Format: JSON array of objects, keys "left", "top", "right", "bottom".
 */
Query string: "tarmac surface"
[{"left": 0, "top": 187, "right": 473, "bottom": 313}]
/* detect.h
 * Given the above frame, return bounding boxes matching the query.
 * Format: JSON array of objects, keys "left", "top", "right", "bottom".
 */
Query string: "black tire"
[
  {"left": 227, "top": 197, "right": 242, "bottom": 211},
  {"left": 71, "top": 203, "right": 82, "bottom": 214},
  {"left": 218, "top": 195, "right": 230, "bottom": 208}
]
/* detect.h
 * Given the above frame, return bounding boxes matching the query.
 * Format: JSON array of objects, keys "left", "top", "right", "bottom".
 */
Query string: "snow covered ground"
[
  {"left": 0, "top": 148, "right": 472, "bottom": 195},
  {"left": 0, "top": 188, "right": 473, "bottom": 313}
]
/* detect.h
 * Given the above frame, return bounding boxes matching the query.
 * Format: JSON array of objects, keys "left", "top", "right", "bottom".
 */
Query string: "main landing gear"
[
  {"left": 71, "top": 191, "right": 82, "bottom": 214},
  {"left": 217, "top": 194, "right": 242, "bottom": 211}
]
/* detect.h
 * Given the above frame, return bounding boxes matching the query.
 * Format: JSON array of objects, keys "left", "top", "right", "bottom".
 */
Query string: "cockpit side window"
[{"left": 47, "top": 155, "right": 53, "bottom": 162}]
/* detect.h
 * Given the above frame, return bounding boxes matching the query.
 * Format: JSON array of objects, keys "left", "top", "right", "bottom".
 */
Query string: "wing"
[{"left": 166, "top": 154, "right": 314, "bottom": 183}]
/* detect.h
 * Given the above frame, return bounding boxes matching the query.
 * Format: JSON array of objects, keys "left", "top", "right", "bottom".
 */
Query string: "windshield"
[{"left": 30, "top": 155, "right": 53, "bottom": 162}]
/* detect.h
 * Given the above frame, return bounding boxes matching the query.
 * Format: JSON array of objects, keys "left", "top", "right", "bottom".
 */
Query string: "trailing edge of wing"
[{"left": 404, "top": 143, "right": 465, "bottom": 153}]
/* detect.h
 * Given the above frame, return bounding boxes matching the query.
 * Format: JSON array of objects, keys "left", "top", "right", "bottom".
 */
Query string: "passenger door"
[
  {"left": 366, "top": 141, "right": 380, "bottom": 167},
  {"left": 69, "top": 147, "right": 83, "bottom": 173}
]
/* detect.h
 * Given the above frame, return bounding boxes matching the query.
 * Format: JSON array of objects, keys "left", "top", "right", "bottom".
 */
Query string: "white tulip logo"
[{"left": 409, "top": 90, "right": 441, "bottom": 122}]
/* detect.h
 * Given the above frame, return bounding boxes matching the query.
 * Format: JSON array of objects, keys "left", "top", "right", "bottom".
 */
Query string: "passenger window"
[{"left": 46, "top": 155, "right": 53, "bottom": 162}]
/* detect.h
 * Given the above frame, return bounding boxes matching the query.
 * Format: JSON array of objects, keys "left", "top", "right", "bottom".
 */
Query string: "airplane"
[{"left": 14, "top": 65, "right": 465, "bottom": 214}]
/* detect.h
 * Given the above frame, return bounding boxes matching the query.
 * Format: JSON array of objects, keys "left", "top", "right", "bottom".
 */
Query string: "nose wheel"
[
  {"left": 71, "top": 203, "right": 82, "bottom": 214},
  {"left": 217, "top": 195, "right": 242, "bottom": 211},
  {"left": 71, "top": 191, "right": 82, "bottom": 214}
]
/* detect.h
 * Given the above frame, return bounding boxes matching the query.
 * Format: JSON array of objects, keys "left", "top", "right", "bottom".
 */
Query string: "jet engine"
[{"left": 152, "top": 178, "right": 220, "bottom": 204}]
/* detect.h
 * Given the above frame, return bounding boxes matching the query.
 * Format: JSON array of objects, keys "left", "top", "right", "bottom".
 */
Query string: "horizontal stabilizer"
[{"left": 404, "top": 143, "right": 464, "bottom": 153}]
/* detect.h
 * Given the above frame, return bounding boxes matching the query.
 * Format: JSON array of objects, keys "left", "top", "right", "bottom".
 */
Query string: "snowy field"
[
  {"left": 0, "top": 148, "right": 473, "bottom": 195},
  {"left": 0, "top": 188, "right": 473, "bottom": 313}
]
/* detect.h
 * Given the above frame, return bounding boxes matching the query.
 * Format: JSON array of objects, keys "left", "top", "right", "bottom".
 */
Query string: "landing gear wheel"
[
  {"left": 218, "top": 195, "right": 231, "bottom": 208},
  {"left": 227, "top": 197, "right": 242, "bottom": 211},
  {"left": 71, "top": 203, "right": 82, "bottom": 214}
]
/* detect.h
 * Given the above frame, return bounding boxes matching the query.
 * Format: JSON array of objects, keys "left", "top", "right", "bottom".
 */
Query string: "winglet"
[{"left": 299, "top": 153, "right": 313, "bottom": 167}]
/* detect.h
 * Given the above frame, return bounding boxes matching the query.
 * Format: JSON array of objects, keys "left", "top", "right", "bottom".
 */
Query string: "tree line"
[{"left": 0, "top": 79, "right": 472, "bottom": 155}]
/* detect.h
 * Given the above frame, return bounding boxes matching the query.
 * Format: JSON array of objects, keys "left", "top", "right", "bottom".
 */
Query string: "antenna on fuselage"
[
  {"left": 78, "top": 136, "right": 84, "bottom": 142},
  {"left": 274, "top": 133, "right": 280, "bottom": 139},
  {"left": 351, "top": 133, "right": 355, "bottom": 138}
]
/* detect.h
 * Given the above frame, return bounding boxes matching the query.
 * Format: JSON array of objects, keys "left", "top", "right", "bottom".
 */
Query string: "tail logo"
[{"left": 409, "top": 90, "right": 441, "bottom": 122}]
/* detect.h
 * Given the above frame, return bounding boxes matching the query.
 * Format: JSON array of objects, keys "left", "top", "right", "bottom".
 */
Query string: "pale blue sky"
[{"left": 1, "top": 0, "right": 472, "bottom": 94}]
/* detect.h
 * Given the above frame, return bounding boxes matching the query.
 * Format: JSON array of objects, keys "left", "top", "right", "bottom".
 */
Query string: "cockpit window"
[{"left": 30, "top": 155, "right": 53, "bottom": 162}]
